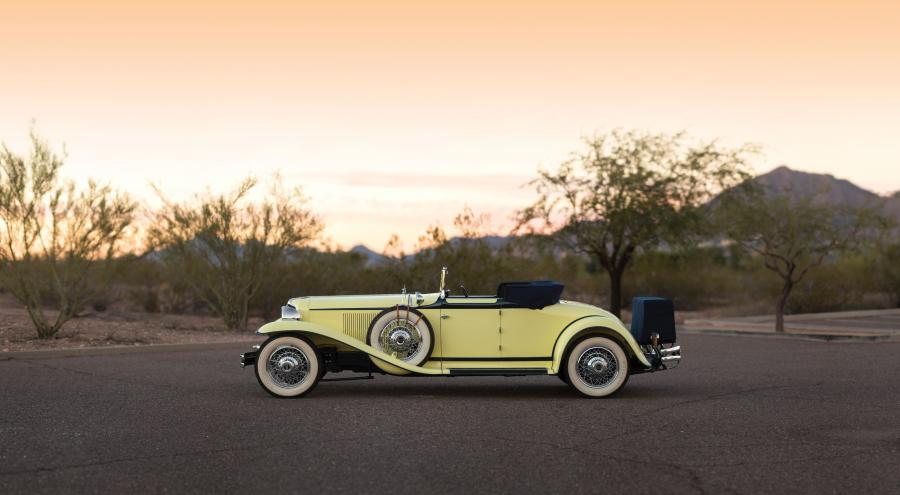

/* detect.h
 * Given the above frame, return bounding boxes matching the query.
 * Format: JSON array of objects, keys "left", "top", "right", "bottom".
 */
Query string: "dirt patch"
[{"left": 0, "top": 293, "right": 259, "bottom": 352}]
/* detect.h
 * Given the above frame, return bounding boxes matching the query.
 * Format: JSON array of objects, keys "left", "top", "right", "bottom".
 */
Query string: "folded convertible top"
[{"left": 496, "top": 280, "right": 564, "bottom": 309}]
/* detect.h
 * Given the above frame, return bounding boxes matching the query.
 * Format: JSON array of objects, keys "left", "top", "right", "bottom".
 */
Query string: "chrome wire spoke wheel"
[
  {"left": 575, "top": 346, "right": 619, "bottom": 388},
  {"left": 367, "top": 307, "right": 434, "bottom": 368},
  {"left": 566, "top": 336, "right": 629, "bottom": 398},
  {"left": 255, "top": 336, "right": 321, "bottom": 398},
  {"left": 266, "top": 345, "right": 311, "bottom": 388},
  {"left": 378, "top": 319, "right": 423, "bottom": 361}
]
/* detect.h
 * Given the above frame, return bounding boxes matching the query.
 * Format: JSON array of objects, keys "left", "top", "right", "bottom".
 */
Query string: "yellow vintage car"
[{"left": 240, "top": 268, "right": 680, "bottom": 398}]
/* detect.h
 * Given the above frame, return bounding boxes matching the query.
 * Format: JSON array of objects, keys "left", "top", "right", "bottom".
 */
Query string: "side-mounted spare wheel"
[
  {"left": 255, "top": 335, "right": 322, "bottom": 398},
  {"left": 566, "top": 336, "right": 629, "bottom": 398},
  {"left": 367, "top": 306, "right": 434, "bottom": 368}
]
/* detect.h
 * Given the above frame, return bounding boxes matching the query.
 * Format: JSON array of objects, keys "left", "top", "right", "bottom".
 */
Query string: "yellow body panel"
[
  {"left": 258, "top": 292, "right": 651, "bottom": 376},
  {"left": 439, "top": 297, "right": 501, "bottom": 359}
]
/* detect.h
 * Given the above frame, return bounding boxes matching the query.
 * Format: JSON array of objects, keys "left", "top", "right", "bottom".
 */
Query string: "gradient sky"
[{"left": 2, "top": 0, "right": 899, "bottom": 250}]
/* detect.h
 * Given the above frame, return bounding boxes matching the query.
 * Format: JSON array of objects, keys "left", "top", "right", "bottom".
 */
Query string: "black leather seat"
[{"left": 496, "top": 281, "right": 565, "bottom": 309}]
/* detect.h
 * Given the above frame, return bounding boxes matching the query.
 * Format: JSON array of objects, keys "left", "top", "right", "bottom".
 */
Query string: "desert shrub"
[
  {"left": 788, "top": 253, "right": 886, "bottom": 313},
  {"left": 876, "top": 242, "right": 900, "bottom": 307},
  {"left": 249, "top": 248, "right": 371, "bottom": 319},
  {"left": 0, "top": 131, "right": 136, "bottom": 338},
  {"left": 149, "top": 177, "right": 322, "bottom": 329},
  {"left": 625, "top": 247, "right": 726, "bottom": 309}
]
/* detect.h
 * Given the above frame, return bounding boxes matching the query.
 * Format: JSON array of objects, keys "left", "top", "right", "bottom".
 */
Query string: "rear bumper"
[
  {"left": 642, "top": 345, "right": 681, "bottom": 369},
  {"left": 240, "top": 345, "right": 260, "bottom": 368},
  {"left": 660, "top": 345, "right": 681, "bottom": 363}
]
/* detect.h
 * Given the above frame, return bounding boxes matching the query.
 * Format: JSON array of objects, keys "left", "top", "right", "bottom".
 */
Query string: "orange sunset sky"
[{"left": 2, "top": 0, "right": 899, "bottom": 250}]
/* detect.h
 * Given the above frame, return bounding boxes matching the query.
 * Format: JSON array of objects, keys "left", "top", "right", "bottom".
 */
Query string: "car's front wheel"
[
  {"left": 566, "top": 336, "right": 629, "bottom": 398},
  {"left": 254, "top": 335, "right": 321, "bottom": 398}
]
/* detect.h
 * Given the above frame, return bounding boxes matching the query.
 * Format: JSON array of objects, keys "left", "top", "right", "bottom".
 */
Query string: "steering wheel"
[{"left": 459, "top": 285, "right": 470, "bottom": 297}]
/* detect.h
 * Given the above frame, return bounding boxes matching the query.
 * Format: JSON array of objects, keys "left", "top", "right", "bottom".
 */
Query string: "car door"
[
  {"left": 499, "top": 307, "right": 559, "bottom": 359},
  {"left": 439, "top": 297, "right": 501, "bottom": 362}
]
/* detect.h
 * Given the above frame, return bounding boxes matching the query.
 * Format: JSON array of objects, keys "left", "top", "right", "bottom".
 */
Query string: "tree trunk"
[
  {"left": 608, "top": 269, "right": 623, "bottom": 317},
  {"left": 775, "top": 281, "right": 793, "bottom": 333}
]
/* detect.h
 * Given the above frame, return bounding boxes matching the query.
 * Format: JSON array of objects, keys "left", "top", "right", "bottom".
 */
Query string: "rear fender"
[
  {"left": 256, "top": 320, "right": 443, "bottom": 375},
  {"left": 551, "top": 316, "right": 651, "bottom": 373}
]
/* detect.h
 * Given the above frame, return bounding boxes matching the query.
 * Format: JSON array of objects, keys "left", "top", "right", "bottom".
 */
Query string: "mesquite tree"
[
  {"left": 717, "top": 183, "right": 884, "bottom": 332},
  {"left": 0, "top": 132, "right": 136, "bottom": 338},
  {"left": 517, "top": 129, "right": 751, "bottom": 316},
  {"left": 149, "top": 177, "right": 322, "bottom": 329}
]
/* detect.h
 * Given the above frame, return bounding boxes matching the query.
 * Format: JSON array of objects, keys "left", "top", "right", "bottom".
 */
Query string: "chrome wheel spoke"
[
  {"left": 379, "top": 318, "right": 423, "bottom": 361},
  {"left": 266, "top": 345, "right": 310, "bottom": 388},
  {"left": 575, "top": 346, "right": 619, "bottom": 388}
]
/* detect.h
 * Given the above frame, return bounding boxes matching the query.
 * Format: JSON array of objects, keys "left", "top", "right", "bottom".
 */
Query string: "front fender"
[
  {"left": 551, "top": 315, "right": 651, "bottom": 373},
  {"left": 256, "top": 320, "right": 443, "bottom": 375}
]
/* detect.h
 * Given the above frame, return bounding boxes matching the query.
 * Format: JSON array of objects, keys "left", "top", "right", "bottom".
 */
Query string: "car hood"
[{"left": 290, "top": 293, "right": 441, "bottom": 311}]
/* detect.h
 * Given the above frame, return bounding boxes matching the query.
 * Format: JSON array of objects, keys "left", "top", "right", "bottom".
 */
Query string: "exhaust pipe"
[
  {"left": 659, "top": 345, "right": 681, "bottom": 364},
  {"left": 660, "top": 345, "right": 680, "bottom": 356}
]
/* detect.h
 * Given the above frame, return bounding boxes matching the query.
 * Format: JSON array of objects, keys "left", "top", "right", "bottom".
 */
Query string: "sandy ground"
[{"left": 0, "top": 293, "right": 258, "bottom": 352}]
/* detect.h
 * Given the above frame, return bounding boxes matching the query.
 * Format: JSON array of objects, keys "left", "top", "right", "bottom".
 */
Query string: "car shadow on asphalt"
[
  {"left": 309, "top": 384, "right": 573, "bottom": 400},
  {"left": 259, "top": 379, "right": 689, "bottom": 401}
]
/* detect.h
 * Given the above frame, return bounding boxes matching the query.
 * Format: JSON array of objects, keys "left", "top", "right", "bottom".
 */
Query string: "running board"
[{"left": 448, "top": 368, "right": 549, "bottom": 376}]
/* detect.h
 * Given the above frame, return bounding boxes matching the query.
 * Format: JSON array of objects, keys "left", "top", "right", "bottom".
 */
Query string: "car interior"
[{"left": 446, "top": 280, "right": 565, "bottom": 309}]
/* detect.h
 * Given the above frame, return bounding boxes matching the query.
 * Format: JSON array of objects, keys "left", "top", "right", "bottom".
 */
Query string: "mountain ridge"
[{"left": 347, "top": 166, "right": 898, "bottom": 262}]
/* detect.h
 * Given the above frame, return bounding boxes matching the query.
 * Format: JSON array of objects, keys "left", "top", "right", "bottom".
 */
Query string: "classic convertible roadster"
[{"left": 241, "top": 268, "right": 680, "bottom": 398}]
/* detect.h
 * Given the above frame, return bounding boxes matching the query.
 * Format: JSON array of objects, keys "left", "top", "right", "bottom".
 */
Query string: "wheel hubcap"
[
  {"left": 576, "top": 346, "right": 619, "bottom": 388},
  {"left": 587, "top": 356, "right": 609, "bottom": 373},
  {"left": 277, "top": 356, "right": 300, "bottom": 372},
  {"left": 389, "top": 328, "right": 412, "bottom": 350},
  {"left": 266, "top": 345, "right": 310, "bottom": 388},
  {"left": 379, "top": 319, "right": 422, "bottom": 361}
]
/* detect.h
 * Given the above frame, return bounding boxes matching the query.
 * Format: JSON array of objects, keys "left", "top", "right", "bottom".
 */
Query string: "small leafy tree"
[
  {"left": 149, "top": 177, "right": 322, "bottom": 329},
  {"left": 716, "top": 183, "right": 884, "bottom": 331},
  {"left": 0, "top": 132, "right": 136, "bottom": 338},
  {"left": 517, "top": 129, "right": 752, "bottom": 316}
]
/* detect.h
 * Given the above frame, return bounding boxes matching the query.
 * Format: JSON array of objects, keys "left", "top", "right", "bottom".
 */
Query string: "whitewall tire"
[
  {"left": 255, "top": 335, "right": 321, "bottom": 398},
  {"left": 566, "top": 336, "right": 629, "bottom": 398},
  {"left": 367, "top": 306, "right": 434, "bottom": 367}
]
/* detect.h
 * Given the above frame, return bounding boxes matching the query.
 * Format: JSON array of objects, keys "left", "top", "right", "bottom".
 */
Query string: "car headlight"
[{"left": 281, "top": 304, "right": 301, "bottom": 320}]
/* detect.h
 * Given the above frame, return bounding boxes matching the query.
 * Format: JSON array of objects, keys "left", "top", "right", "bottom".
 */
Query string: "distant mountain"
[
  {"left": 753, "top": 165, "right": 882, "bottom": 208},
  {"left": 349, "top": 244, "right": 390, "bottom": 267},
  {"left": 448, "top": 235, "right": 513, "bottom": 250},
  {"left": 710, "top": 166, "right": 898, "bottom": 220},
  {"left": 346, "top": 167, "right": 899, "bottom": 259},
  {"left": 349, "top": 235, "right": 517, "bottom": 266},
  {"left": 889, "top": 192, "right": 900, "bottom": 219}
]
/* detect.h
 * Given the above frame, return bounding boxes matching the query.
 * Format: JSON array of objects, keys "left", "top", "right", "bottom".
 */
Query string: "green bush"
[{"left": 788, "top": 253, "right": 887, "bottom": 313}]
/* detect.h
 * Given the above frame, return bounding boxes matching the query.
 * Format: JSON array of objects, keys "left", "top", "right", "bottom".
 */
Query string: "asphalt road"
[{"left": 1, "top": 334, "right": 898, "bottom": 494}]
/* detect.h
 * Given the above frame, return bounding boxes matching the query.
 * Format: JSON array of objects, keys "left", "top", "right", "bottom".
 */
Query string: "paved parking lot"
[
  {"left": 1, "top": 333, "right": 898, "bottom": 494},
  {"left": 686, "top": 308, "right": 900, "bottom": 340}
]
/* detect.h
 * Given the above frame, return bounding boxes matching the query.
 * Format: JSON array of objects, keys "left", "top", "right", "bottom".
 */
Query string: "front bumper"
[{"left": 240, "top": 345, "right": 260, "bottom": 367}]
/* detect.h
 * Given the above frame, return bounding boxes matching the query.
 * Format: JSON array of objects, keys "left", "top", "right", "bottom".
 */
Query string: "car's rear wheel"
[
  {"left": 367, "top": 306, "right": 434, "bottom": 367},
  {"left": 254, "top": 335, "right": 321, "bottom": 398},
  {"left": 566, "top": 336, "right": 629, "bottom": 398}
]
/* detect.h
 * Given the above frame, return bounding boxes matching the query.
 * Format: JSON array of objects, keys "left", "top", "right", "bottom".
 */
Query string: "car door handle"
[{"left": 441, "top": 315, "right": 450, "bottom": 319}]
